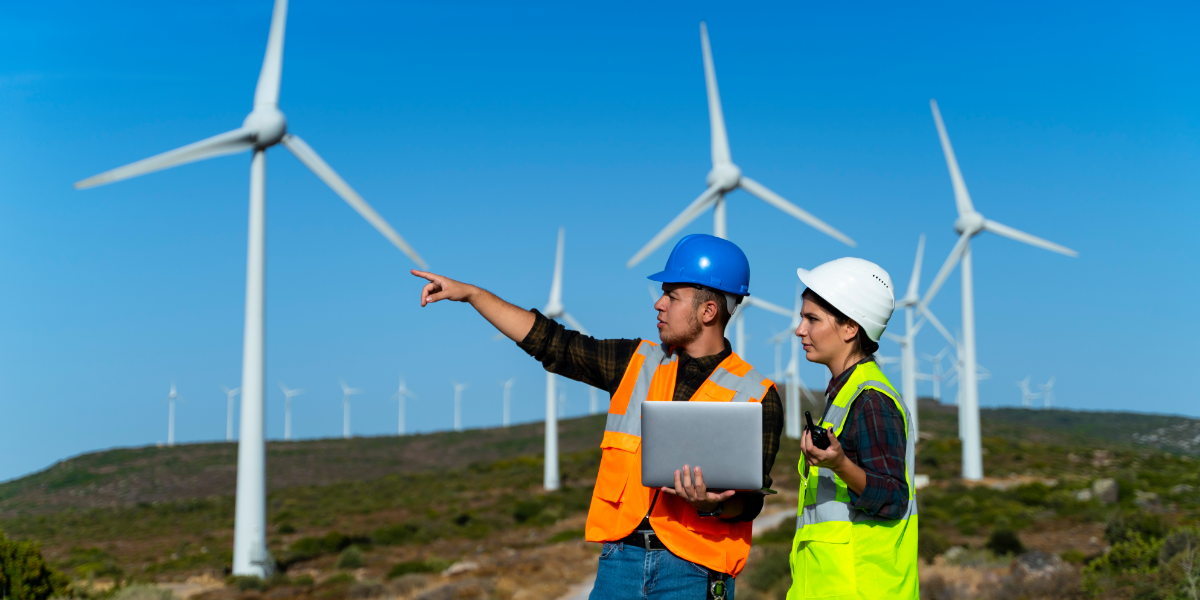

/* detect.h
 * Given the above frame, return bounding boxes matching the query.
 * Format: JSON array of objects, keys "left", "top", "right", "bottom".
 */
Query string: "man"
[{"left": 413, "top": 234, "right": 782, "bottom": 599}]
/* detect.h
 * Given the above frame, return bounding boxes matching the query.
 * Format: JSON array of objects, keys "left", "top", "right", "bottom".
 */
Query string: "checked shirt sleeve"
[
  {"left": 517, "top": 309, "right": 642, "bottom": 395},
  {"left": 841, "top": 390, "right": 910, "bottom": 519}
]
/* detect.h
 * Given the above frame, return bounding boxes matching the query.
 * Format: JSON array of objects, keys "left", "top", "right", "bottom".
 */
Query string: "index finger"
[{"left": 410, "top": 269, "right": 437, "bottom": 282}]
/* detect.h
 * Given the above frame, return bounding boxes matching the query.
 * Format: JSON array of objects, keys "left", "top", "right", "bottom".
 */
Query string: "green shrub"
[
  {"left": 372, "top": 523, "right": 418, "bottom": 546},
  {"left": 1106, "top": 511, "right": 1169, "bottom": 545},
  {"left": 1082, "top": 534, "right": 1165, "bottom": 595},
  {"left": 227, "top": 576, "right": 264, "bottom": 592},
  {"left": 320, "top": 573, "right": 355, "bottom": 587},
  {"left": 1013, "top": 482, "right": 1052, "bottom": 506},
  {"left": 548, "top": 529, "right": 584, "bottom": 543},
  {"left": 746, "top": 547, "right": 790, "bottom": 592},
  {"left": 336, "top": 546, "right": 364, "bottom": 570},
  {"left": 110, "top": 584, "right": 177, "bottom": 600},
  {"left": 1159, "top": 527, "right": 1200, "bottom": 565},
  {"left": 385, "top": 559, "right": 449, "bottom": 580},
  {"left": 277, "top": 524, "right": 296, "bottom": 534},
  {"left": 1059, "top": 549, "right": 1086, "bottom": 564},
  {"left": 984, "top": 529, "right": 1025, "bottom": 556},
  {"left": 511, "top": 499, "right": 545, "bottom": 523},
  {"left": 0, "top": 530, "right": 71, "bottom": 600},
  {"left": 919, "top": 530, "right": 950, "bottom": 563}
]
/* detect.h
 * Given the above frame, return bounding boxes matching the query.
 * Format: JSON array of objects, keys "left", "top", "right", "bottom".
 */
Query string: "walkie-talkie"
[{"left": 805, "top": 411, "right": 831, "bottom": 450}]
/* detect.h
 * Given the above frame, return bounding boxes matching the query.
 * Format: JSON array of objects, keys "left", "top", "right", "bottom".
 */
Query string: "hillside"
[{"left": 2, "top": 399, "right": 1198, "bottom": 600}]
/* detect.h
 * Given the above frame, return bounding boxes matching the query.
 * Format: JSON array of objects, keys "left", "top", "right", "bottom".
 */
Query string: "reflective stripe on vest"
[
  {"left": 787, "top": 361, "right": 920, "bottom": 599},
  {"left": 586, "top": 340, "right": 775, "bottom": 577}
]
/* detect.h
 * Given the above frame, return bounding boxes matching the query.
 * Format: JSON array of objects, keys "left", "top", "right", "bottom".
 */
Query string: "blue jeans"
[{"left": 589, "top": 540, "right": 735, "bottom": 599}]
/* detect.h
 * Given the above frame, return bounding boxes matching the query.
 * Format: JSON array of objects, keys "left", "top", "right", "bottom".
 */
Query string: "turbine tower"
[
  {"left": 73, "top": 0, "right": 426, "bottom": 576},
  {"left": 882, "top": 235, "right": 928, "bottom": 436},
  {"left": 392, "top": 376, "right": 416, "bottom": 435},
  {"left": 221, "top": 385, "right": 240, "bottom": 442},
  {"left": 339, "top": 379, "right": 362, "bottom": 439},
  {"left": 500, "top": 377, "right": 515, "bottom": 427},
  {"left": 541, "top": 227, "right": 589, "bottom": 491},
  {"left": 278, "top": 383, "right": 304, "bottom": 441},
  {"left": 165, "top": 382, "right": 184, "bottom": 446},
  {"left": 626, "top": 21, "right": 854, "bottom": 270},
  {"left": 918, "top": 100, "right": 1077, "bottom": 481},
  {"left": 451, "top": 381, "right": 469, "bottom": 432}
]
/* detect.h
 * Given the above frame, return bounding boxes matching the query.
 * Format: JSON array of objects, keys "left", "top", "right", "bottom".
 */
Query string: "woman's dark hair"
[{"left": 801, "top": 288, "right": 880, "bottom": 360}]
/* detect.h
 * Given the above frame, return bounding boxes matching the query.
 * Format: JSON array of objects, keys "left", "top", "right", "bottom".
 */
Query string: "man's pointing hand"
[{"left": 412, "top": 270, "right": 476, "bottom": 307}]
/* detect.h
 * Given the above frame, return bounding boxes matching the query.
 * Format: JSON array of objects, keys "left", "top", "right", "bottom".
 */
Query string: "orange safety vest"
[{"left": 585, "top": 340, "right": 775, "bottom": 576}]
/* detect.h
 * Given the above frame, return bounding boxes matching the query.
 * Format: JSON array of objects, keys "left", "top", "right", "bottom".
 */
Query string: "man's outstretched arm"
[{"left": 413, "top": 270, "right": 536, "bottom": 342}]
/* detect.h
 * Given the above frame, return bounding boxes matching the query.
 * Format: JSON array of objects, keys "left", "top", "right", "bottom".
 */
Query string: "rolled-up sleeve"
[
  {"left": 843, "top": 391, "right": 910, "bottom": 519},
  {"left": 516, "top": 309, "right": 641, "bottom": 394}
]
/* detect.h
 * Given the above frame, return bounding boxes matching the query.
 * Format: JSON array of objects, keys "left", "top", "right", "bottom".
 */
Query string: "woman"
[{"left": 787, "top": 258, "right": 919, "bottom": 600}]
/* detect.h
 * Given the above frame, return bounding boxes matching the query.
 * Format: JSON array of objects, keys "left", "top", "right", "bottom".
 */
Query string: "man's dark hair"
[
  {"left": 801, "top": 288, "right": 879, "bottom": 358},
  {"left": 691, "top": 285, "right": 736, "bottom": 328}
]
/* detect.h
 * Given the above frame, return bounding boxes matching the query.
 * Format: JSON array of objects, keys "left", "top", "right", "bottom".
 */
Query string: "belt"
[{"left": 616, "top": 529, "right": 667, "bottom": 551}]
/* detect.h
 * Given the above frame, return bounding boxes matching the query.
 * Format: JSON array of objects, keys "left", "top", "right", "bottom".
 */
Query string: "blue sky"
[{"left": 1, "top": 1, "right": 1196, "bottom": 482}]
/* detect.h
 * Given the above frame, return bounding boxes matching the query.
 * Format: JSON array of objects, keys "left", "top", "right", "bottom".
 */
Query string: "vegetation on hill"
[{"left": 1, "top": 400, "right": 1198, "bottom": 599}]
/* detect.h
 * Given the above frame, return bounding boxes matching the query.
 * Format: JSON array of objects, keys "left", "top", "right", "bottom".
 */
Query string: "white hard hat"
[{"left": 797, "top": 258, "right": 895, "bottom": 342}]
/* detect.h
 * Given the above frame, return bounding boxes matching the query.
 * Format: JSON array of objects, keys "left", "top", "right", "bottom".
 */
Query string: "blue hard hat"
[{"left": 647, "top": 234, "right": 751, "bottom": 296}]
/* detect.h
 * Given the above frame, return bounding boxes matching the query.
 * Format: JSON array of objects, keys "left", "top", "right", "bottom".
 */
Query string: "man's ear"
[{"left": 701, "top": 300, "right": 721, "bottom": 326}]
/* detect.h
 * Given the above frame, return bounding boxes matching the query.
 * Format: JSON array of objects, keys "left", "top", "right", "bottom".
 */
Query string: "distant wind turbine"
[
  {"left": 917, "top": 100, "right": 1078, "bottom": 481},
  {"left": 165, "top": 382, "right": 185, "bottom": 447},
  {"left": 221, "top": 385, "right": 240, "bottom": 442},
  {"left": 278, "top": 383, "right": 304, "bottom": 441},
  {"left": 451, "top": 381, "right": 469, "bottom": 432},
  {"left": 540, "top": 227, "right": 589, "bottom": 491},
  {"left": 882, "top": 234, "right": 937, "bottom": 436},
  {"left": 73, "top": 0, "right": 427, "bottom": 577},
  {"left": 339, "top": 379, "right": 362, "bottom": 439},
  {"left": 500, "top": 378, "right": 515, "bottom": 428},
  {"left": 1038, "top": 377, "right": 1056, "bottom": 409},
  {"left": 392, "top": 376, "right": 416, "bottom": 436},
  {"left": 626, "top": 21, "right": 854, "bottom": 270}
]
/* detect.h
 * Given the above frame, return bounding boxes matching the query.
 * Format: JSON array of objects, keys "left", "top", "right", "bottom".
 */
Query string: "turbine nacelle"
[
  {"left": 243, "top": 108, "right": 288, "bottom": 149},
  {"left": 705, "top": 162, "right": 742, "bottom": 192},
  {"left": 953, "top": 211, "right": 985, "bottom": 236},
  {"left": 542, "top": 302, "right": 563, "bottom": 319}
]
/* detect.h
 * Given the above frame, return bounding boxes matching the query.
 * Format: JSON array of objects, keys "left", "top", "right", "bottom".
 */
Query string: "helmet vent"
[{"left": 872, "top": 274, "right": 890, "bottom": 289}]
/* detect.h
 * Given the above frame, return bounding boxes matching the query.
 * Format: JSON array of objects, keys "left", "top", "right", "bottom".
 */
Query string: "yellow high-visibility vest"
[{"left": 787, "top": 361, "right": 919, "bottom": 599}]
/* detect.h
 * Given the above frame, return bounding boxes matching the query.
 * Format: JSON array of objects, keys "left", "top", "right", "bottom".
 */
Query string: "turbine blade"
[
  {"left": 882, "top": 332, "right": 903, "bottom": 343},
  {"left": 74, "top": 128, "right": 255, "bottom": 189},
  {"left": 917, "top": 232, "right": 971, "bottom": 313},
  {"left": 281, "top": 134, "right": 428, "bottom": 268},
  {"left": 906, "top": 234, "right": 926, "bottom": 300},
  {"left": 699, "top": 22, "right": 731, "bottom": 166},
  {"left": 254, "top": 0, "right": 289, "bottom": 108},
  {"left": 626, "top": 185, "right": 721, "bottom": 268},
  {"left": 919, "top": 306, "right": 958, "bottom": 347},
  {"left": 930, "top": 100, "right": 976, "bottom": 217},
  {"left": 743, "top": 295, "right": 792, "bottom": 318},
  {"left": 739, "top": 176, "right": 856, "bottom": 247},
  {"left": 983, "top": 219, "right": 1078, "bottom": 257},
  {"left": 561, "top": 312, "right": 590, "bottom": 337},
  {"left": 549, "top": 227, "right": 565, "bottom": 307}
]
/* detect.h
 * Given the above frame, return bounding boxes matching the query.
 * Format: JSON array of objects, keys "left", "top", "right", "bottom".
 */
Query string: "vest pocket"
[
  {"left": 799, "top": 539, "right": 856, "bottom": 597},
  {"left": 595, "top": 440, "right": 639, "bottom": 503}
]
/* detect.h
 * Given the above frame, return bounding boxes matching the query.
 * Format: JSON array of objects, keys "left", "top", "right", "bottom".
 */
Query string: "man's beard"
[{"left": 660, "top": 311, "right": 703, "bottom": 348}]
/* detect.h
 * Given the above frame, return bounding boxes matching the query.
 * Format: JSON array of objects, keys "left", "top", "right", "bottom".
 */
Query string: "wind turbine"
[
  {"left": 392, "top": 376, "right": 416, "bottom": 436},
  {"left": 1016, "top": 377, "right": 1042, "bottom": 408},
  {"left": 221, "top": 386, "right": 240, "bottom": 442},
  {"left": 278, "top": 383, "right": 303, "bottom": 441},
  {"left": 626, "top": 22, "right": 854, "bottom": 270},
  {"left": 541, "top": 227, "right": 589, "bottom": 491},
  {"left": 451, "top": 381, "right": 469, "bottom": 432},
  {"left": 1038, "top": 377, "right": 1056, "bottom": 409},
  {"left": 165, "top": 382, "right": 185, "bottom": 446},
  {"left": 339, "top": 379, "right": 362, "bottom": 439},
  {"left": 500, "top": 378, "right": 515, "bottom": 427},
  {"left": 882, "top": 235, "right": 928, "bottom": 436},
  {"left": 774, "top": 283, "right": 815, "bottom": 440},
  {"left": 918, "top": 347, "right": 952, "bottom": 401},
  {"left": 74, "top": 0, "right": 426, "bottom": 576},
  {"left": 918, "top": 100, "right": 1078, "bottom": 481}
]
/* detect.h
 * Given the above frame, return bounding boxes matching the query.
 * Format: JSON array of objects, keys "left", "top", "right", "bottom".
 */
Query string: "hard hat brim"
[{"left": 648, "top": 270, "right": 749, "bottom": 297}]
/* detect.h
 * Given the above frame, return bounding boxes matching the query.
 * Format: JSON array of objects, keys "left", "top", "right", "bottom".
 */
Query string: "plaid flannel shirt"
[
  {"left": 518, "top": 309, "right": 783, "bottom": 522},
  {"left": 823, "top": 356, "right": 910, "bottom": 519}
]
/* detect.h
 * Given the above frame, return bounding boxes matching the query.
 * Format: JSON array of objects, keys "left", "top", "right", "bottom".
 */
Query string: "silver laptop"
[{"left": 641, "top": 401, "right": 762, "bottom": 491}]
